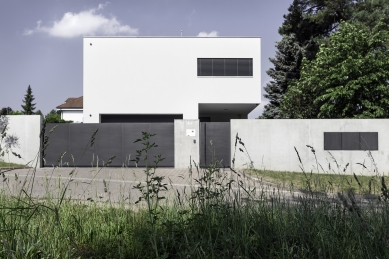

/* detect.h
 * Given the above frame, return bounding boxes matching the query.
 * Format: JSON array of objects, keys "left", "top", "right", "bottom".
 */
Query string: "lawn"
[
  {"left": 246, "top": 168, "right": 386, "bottom": 195},
  {"left": 0, "top": 161, "right": 29, "bottom": 168}
]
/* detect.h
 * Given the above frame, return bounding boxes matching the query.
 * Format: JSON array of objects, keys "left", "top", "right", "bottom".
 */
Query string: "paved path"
[
  {"left": 0, "top": 166, "right": 301, "bottom": 205},
  {"left": 1, "top": 167, "right": 377, "bottom": 209}
]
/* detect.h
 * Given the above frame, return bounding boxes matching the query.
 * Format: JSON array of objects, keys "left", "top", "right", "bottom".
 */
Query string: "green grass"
[
  {"left": 246, "top": 169, "right": 386, "bottom": 195},
  {"left": 1, "top": 167, "right": 389, "bottom": 259},
  {"left": 0, "top": 161, "right": 28, "bottom": 168}
]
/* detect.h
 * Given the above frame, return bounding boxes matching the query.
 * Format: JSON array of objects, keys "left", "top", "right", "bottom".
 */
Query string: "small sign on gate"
[{"left": 186, "top": 129, "right": 196, "bottom": 137}]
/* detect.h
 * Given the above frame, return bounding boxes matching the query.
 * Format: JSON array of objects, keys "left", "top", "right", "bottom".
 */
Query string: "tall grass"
[{"left": 0, "top": 124, "right": 388, "bottom": 258}]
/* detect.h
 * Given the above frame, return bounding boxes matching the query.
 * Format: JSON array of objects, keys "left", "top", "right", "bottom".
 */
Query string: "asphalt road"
[{"left": 0, "top": 166, "right": 303, "bottom": 206}]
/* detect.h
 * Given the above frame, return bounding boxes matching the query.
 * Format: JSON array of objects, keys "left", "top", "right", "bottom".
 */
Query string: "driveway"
[{"left": 0, "top": 166, "right": 304, "bottom": 205}]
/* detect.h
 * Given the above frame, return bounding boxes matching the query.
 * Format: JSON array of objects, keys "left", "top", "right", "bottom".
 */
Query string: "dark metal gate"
[
  {"left": 43, "top": 123, "right": 174, "bottom": 167},
  {"left": 200, "top": 122, "right": 231, "bottom": 168}
]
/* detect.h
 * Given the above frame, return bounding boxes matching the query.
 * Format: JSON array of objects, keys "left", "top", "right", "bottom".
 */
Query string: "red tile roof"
[{"left": 56, "top": 96, "right": 83, "bottom": 109}]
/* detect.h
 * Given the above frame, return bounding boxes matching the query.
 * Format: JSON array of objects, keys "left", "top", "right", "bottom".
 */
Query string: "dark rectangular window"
[
  {"left": 199, "top": 59, "right": 212, "bottom": 76},
  {"left": 101, "top": 114, "right": 183, "bottom": 123},
  {"left": 324, "top": 132, "right": 378, "bottom": 150},
  {"left": 213, "top": 59, "right": 225, "bottom": 76},
  {"left": 225, "top": 59, "right": 238, "bottom": 76},
  {"left": 238, "top": 58, "right": 250, "bottom": 76},
  {"left": 198, "top": 58, "right": 252, "bottom": 77}
]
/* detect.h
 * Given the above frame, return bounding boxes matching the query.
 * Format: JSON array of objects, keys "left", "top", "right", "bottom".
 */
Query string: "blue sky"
[{"left": 0, "top": 0, "right": 292, "bottom": 118}]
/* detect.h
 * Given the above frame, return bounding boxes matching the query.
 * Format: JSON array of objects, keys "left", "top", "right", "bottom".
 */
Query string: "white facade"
[
  {"left": 60, "top": 109, "right": 83, "bottom": 123},
  {"left": 83, "top": 37, "right": 261, "bottom": 123}
]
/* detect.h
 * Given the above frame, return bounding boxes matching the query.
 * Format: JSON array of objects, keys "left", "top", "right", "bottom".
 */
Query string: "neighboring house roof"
[{"left": 56, "top": 96, "right": 83, "bottom": 109}]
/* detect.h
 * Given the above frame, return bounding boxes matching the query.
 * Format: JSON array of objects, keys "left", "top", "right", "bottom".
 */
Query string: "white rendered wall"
[
  {"left": 231, "top": 119, "right": 389, "bottom": 175},
  {"left": 61, "top": 110, "right": 83, "bottom": 123},
  {"left": 83, "top": 37, "right": 261, "bottom": 123},
  {"left": 2, "top": 115, "right": 42, "bottom": 167}
]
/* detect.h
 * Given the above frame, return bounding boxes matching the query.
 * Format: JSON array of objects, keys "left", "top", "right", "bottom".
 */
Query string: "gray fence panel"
[
  {"left": 149, "top": 123, "right": 174, "bottom": 167},
  {"left": 44, "top": 124, "right": 70, "bottom": 167},
  {"left": 69, "top": 124, "right": 98, "bottom": 166},
  {"left": 360, "top": 132, "right": 378, "bottom": 150},
  {"left": 200, "top": 123, "right": 206, "bottom": 167},
  {"left": 94, "top": 124, "right": 123, "bottom": 166},
  {"left": 200, "top": 122, "right": 230, "bottom": 168},
  {"left": 342, "top": 132, "right": 360, "bottom": 150},
  {"left": 122, "top": 124, "right": 150, "bottom": 167},
  {"left": 44, "top": 123, "right": 174, "bottom": 167},
  {"left": 324, "top": 132, "right": 342, "bottom": 150}
]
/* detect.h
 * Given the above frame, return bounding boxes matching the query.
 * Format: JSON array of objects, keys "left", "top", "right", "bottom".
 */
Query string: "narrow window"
[
  {"left": 225, "top": 59, "right": 238, "bottom": 76},
  {"left": 198, "top": 58, "right": 253, "bottom": 77},
  {"left": 238, "top": 58, "right": 250, "bottom": 76},
  {"left": 200, "top": 59, "right": 212, "bottom": 76},
  {"left": 213, "top": 59, "right": 225, "bottom": 76}
]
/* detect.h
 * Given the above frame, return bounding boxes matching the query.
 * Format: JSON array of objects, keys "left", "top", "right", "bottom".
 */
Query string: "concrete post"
[{"left": 174, "top": 119, "right": 199, "bottom": 168}]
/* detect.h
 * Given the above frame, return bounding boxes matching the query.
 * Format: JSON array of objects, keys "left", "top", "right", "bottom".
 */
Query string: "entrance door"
[{"left": 200, "top": 122, "right": 231, "bottom": 168}]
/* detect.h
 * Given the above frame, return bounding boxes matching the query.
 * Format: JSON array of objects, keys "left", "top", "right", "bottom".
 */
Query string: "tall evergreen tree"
[
  {"left": 21, "top": 85, "right": 36, "bottom": 115},
  {"left": 262, "top": 0, "right": 354, "bottom": 118},
  {"left": 262, "top": 34, "right": 304, "bottom": 118}
]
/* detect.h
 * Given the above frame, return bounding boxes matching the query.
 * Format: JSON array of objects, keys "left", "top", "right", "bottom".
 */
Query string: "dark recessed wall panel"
[
  {"left": 44, "top": 124, "right": 70, "bottom": 167},
  {"left": 324, "top": 132, "right": 378, "bottom": 151},
  {"left": 324, "top": 132, "right": 342, "bottom": 150},
  {"left": 360, "top": 132, "right": 378, "bottom": 150},
  {"left": 342, "top": 132, "right": 360, "bottom": 150},
  {"left": 94, "top": 124, "right": 123, "bottom": 166}
]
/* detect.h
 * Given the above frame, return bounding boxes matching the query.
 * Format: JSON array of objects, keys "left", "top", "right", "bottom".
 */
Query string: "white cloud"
[
  {"left": 23, "top": 3, "right": 138, "bottom": 38},
  {"left": 197, "top": 30, "right": 219, "bottom": 37}
]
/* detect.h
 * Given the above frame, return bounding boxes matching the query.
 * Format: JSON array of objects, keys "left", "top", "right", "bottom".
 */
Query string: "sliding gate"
[
  {"left": 200, "top": 122, "right": 231, "bottom": 168},
  {"left": 43, "top": 123, "right": 174, "bottom": 167}
]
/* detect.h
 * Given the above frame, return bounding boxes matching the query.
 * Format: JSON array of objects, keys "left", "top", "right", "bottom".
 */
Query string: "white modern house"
[
  {"left": 83, "top": 37, "right": 261, "bottom": 123},
  {"left": 56, "top": 96, "right": 84, "bottom": 123}
]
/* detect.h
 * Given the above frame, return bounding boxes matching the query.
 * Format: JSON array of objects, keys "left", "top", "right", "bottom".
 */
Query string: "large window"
[
  {"left": 197, "top": 58, "right": 253, "bottom": 76},
  {"left": 324, "top": 132, "right": 378, "bottom": 150}
]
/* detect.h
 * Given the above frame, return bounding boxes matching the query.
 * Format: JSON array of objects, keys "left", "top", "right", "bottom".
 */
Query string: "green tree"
[
  {"left": 0, "top": 107, "right": 13, "bottom": 115},
  {"left": 44, "top": 110, "right": 72, "bottom": 123},
  {"left": 21, "top": 85, "right": 36, "bottom": 115},
  {"left": 262, "top": 0, "right": 353, "bottom": 118},
  {"left": 35, "top": 110, "right": 43, "bottom": 116},
  {"left": 262, "top": 34, "right": 304, "bottom": 118},
  {"left": 352, "top": 0, "right": 389, "bottom": 30},
  {"left": 282, "top": 21, "right": 389, "bottom": 118}
]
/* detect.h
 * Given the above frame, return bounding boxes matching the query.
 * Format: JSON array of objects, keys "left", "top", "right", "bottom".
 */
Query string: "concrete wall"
[
  {"left": 231, "top": 119, "right": 389, "bottom": 175},
  {"left": 174, "top": 119, "right": 199, "bottom": 168},
  {"left": 2, "top": 115, "right": 42, "bottom": 167},
  {"left": 83, "top": 37, "right": 261, "bottom": 123}
]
